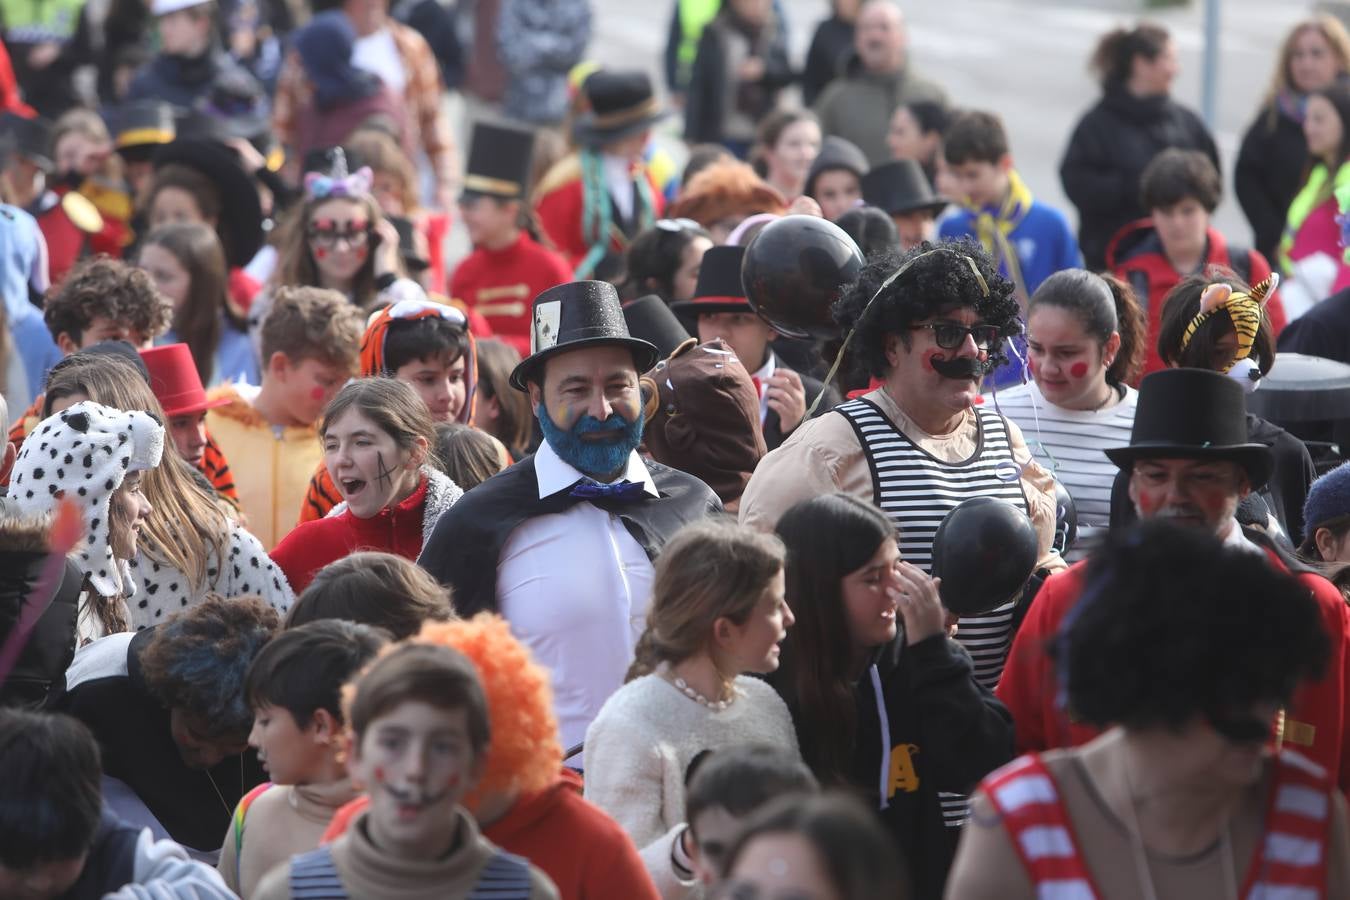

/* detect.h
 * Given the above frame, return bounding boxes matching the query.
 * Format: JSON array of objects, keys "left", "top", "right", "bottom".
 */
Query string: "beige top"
[
  {"left": 945, "top": 733, "right": 1350, "bottom": 899},
  {"left": 218, "top": 778, "right": 359, "bottom": 898},
  {"left": 738, "top": 388, "right": 1065, "bottom": 572},
  {"left": 252, "top": 806, "right": 559, "bottom": 900}
]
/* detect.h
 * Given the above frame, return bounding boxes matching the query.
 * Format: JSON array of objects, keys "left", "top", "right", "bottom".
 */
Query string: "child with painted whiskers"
[
  {"left": 219, "top": 620, "right": 388, "bottom": 897},
  {"left": 270, "top": 378, "right": 463, "bottom": 593},
  {"left": 252, "top": 642, "right": 560, "bottom": 899}
]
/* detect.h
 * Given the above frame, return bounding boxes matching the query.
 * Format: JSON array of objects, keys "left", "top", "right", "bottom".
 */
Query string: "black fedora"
[
  {"left": 669, "top": 245, "right": 750, "bottom": 316},
  {"left": 0, "top": 113, "right": 54, "bottom": 171},
  {"left": 510, "top": 281, "right": 659, "bottom": 391},
  {"left": 1104, "top": 368, "right": 1274, "bottom": 490},
  {"left": 862, "top": 160, "right": 948, "bottom": 217},
  {"left": 153, "top": 137, "right": 264, "bottom": 269},
  {"left": 572, "top": 70, "right": 668, "bottom": 147},
  {"left": 623, "top": 294, "right": 691, "bottom": 361}
]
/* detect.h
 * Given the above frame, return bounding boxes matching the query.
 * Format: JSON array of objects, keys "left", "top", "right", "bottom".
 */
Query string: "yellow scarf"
[{"left": 968, "top": 169, "right": 1034, "bottom": 300}]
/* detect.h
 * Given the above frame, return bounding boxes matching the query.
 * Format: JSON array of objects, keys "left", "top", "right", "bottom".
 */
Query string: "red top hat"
[{"left": 139, "top": 344, "right": 232, "bottom": 417}]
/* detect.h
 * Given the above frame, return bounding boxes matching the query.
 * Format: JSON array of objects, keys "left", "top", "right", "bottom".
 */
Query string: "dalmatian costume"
[{"left": 10, "top": 401, "right": 164, "bottom": 645}]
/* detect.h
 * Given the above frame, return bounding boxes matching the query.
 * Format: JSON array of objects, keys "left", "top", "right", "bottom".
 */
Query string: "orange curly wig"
[
  {"left": 414, "top": 615, "right": 561, "bottom": 801},
  {"left": 667, "top": 159, "right": 787, "bottom": 229}
]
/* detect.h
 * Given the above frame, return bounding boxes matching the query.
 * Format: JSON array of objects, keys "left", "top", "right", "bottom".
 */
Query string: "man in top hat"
[
  {"left": 450, "top": 121, "right": 572, "bottom": 358},
  {"left": 140, "top": 342, "right": 239, "bottom": 506},
  {"left": 534, "top": 69, "right": 668, "bottom": 280},
  {"left": 862, "top": 158, "right": 947, "bottom": 252},
  {"left": 113, "top": 100, "right": 176, "bottom": 209},
  {"left": 739, "top": 242, "right": 1063, "bottom": 689},
  {"left": 671, "top": 244, "right": 838, "bottom": 450},
  {"left": 998, "top": 367, "right": 1350, "bottom": 792},
  {"left": 127, "top": 0, "right": 263, "bottom": 110},
  {"left": 419, "top": 280, "right": 721, "bottom": 756}
]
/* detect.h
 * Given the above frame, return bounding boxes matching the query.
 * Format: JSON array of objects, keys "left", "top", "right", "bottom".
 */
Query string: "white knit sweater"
[{"left": 582, "top": 672, "right": 800, "bottom": 855}]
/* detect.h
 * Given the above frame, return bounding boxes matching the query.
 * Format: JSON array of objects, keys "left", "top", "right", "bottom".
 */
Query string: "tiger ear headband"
[{"left": 1178, "top": 274, "right": 1279, "bottom": 375}]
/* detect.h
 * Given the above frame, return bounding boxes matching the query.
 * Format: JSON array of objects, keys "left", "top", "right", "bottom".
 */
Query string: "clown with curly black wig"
[{"left": 741, "top": 239, "right": 1064, "bottom": 690}]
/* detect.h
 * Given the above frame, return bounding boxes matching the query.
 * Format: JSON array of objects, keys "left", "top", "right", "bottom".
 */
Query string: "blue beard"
[{"left": 537, "top": 404, "right": 644, "bottom": 480}]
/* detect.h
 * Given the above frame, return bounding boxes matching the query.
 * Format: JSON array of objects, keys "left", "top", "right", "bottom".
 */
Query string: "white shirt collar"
[
  {"left": 751, "top": 352, "right": 775, "bottom": 421},
  {"left": 534, "top": 440, "right": 659, "bottom": 500}
]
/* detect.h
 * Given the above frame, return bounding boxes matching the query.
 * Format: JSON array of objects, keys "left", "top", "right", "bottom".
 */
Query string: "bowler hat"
[
  {"left": 140, "top": 343, "right": 231, "bottom": 417},
  {"left": 572, "top": 70, "right": 668, "bottom": 147},
  {"left": 510, "top": 281, "right": 659, "bottom": 391},
  {"left": 862, "top": 160, "right": 948, "bottom": 217},
  {"left": 670, "top": 245, "right": 750, "bottom": 316},
  {"left": 623, "top": 294, "right": 691, "bottom": 360},
  {"left": 1104, "top": 368, "right": 1274, "bottom": 490}
]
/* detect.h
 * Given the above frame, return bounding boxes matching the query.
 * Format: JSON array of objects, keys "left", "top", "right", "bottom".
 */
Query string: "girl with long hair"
[
  {"left": 269, "top": 378, "right": 463, "bottom": 593},
  {"left": 769, "top": 492, "right": 1014, "bottom": 900},
  {"left": 753, "top": 109, "right": 822, "bottom": 202},
  {"left": 39, "top": 353, "right": 293, "bottom": 628},
  {"left": 139, "top": 222, "right": 257, "bottom": 386},
  {"left": 470, "top": 337, "right": 536, "bottom": 460},
  {"left": 584, "top": 519, "right": 798, "bottom": 876},
  {"left": 995, "top": 270, "right": 1147, "bottom": 560}
]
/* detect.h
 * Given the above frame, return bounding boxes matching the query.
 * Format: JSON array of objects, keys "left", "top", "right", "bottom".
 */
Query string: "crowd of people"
[{"left": 4, "top": 0, "right": 1350, "bottom": 898}]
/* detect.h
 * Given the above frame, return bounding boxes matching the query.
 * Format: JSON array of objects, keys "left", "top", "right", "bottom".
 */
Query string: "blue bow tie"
[{"left": 569, "top": 479, "right": 648, "bottom": 502}]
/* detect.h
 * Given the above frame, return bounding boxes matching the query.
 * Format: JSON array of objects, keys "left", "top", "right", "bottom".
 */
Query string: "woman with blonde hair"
[
  {"left": 40, "top": 353, "right": 292, "bottom": 628},
  {"left": 583, "top": 518, "right": 799, "bottom": 882},
  {"left": 1237, "top": 15, "right": 1350, "bottom": 261}
]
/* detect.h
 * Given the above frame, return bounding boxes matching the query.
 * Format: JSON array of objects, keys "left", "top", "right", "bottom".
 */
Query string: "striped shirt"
[{"left": 991, "top": 382, "right": 1137, "bottom": 561}]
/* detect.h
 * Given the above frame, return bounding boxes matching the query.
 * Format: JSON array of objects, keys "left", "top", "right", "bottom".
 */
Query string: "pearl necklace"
[{"left": 662, "top": 665, "right": 738, "bottom": 710}]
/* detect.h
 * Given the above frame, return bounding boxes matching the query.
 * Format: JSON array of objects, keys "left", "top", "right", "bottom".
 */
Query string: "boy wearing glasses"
[
  {"left": 451, "top": 123, "right": 571, "bottom": 358},
  {"left": 741, "top": 241, "right": 1064, "bottom": 690}
]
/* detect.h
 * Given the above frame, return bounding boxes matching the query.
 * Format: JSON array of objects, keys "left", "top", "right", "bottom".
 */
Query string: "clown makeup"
[
  {"left": 350, "top": 700, "right": 480, "bottom": 861},
  {"left": 1026, "top": 305, "right": 1117, "bottom": 411},
  {"left": 1129, "top": 458, "right": 1248, "bottom": 537},
  {"left": 394, "top": 351, "right": 467, "bottom": 423},
  {"left": 322, "top": 407, "right": 423, "bottom": 519},
  {"left": 167, "top": 411, "right": 208, "bottom": 467},
  {"left": 307, "top": 198, "right": 371, "bottom": 289}
]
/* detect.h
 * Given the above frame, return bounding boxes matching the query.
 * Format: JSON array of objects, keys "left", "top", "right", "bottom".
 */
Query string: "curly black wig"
[
  {"left": 831, "top": 239, "right": 1020, "bottom": 380},
  {"left": 1055, "top": 521, "right": 1329, "bottom": 733}
]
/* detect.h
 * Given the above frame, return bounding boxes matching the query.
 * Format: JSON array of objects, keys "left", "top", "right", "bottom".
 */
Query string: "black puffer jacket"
[
  {"left": 1060, "top": 87, "right": 1218, "bottom": 270},
  {"left": 0, "top": 509, "right": 81, "bottom": 710},
  {"left": 1236, "top": 104, "right": 1311, "bottom": 261}
]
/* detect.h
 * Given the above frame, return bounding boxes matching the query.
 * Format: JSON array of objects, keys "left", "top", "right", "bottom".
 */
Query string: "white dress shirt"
[
  {"left": 750, "top": 353, "right": 775, "bottom": 425},
  {"left": 496, "top": 442, "right": 658, "bottom": 758}
]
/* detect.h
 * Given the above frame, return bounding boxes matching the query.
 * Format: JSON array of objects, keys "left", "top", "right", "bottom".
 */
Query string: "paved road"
[{"left": 586, "top": 0, "right": 1320, "bottom": 246}]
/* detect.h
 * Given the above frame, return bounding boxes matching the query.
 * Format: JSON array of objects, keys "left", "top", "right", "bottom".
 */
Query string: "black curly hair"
[
  {"left": 831, "top": 239, "right": 1020, "bottom": 380},
  {"left": 1055, "top": 521, "right": 1329, "bottom": 733}
]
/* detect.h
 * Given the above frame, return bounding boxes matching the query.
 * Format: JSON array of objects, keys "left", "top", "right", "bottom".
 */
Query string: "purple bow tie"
[{"left": 569, "top": 479, "right": 648, "bottom": 501}]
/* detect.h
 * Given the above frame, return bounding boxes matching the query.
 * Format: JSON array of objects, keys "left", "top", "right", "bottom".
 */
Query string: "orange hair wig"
[
  {"left": 414, "top": 615, "right": 561, "bottom": 799},
  {"left": 667, "top": 159, "right": 787, "bottom": 228}
]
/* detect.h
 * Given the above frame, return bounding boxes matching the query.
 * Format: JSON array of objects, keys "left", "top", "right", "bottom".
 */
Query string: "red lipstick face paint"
[{"left": 1069, "top": 362, "right": 1089, "bottom": 379}]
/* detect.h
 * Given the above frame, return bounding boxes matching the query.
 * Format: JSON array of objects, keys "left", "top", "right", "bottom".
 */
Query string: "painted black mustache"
[{"left": 930, "top": 355, "right": 992, "bottom": 380}]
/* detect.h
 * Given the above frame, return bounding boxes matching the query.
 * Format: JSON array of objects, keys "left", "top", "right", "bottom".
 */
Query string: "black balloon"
[
  {"left": 931, "top": 497, "right": 1039, "bottom": 616},
  {"left": 740, "top": 214, "right": 864, "bottom": 340},
  {"left": 1052, "top": 480, "right": 1077, "bottom": 557}
]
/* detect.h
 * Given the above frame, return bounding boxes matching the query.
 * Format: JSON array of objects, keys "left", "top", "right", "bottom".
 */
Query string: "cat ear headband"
[{"left": 304, "top": 148, "right": 373, "bottom": 201}]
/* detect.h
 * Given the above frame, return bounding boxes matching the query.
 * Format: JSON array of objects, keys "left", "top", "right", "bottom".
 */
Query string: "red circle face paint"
[
  {"left": 314, "top": 247, "right": 328, "bottom": 259},
  {"left": 1069, "top": 361, "right": 1089, "bottom": 379},
  {"left": 354, "top": 245, "right": 369, "bottom": 262},
  {"left": 310, "top": 386, "right": 326, "bottom": 402},
  {"left": 922, "top": 352, "right": 942, "bottom": 373},
  {"left": 1027, "top": 355, "right": 1041, "bottom": 378}
]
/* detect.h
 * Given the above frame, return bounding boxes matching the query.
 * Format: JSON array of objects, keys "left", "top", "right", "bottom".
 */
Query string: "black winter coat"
[
  {"left": 684, "top": 11, "right": 793, "bottom": 146},
  {"left": 801, "top": 15, "right": 853, "bottom": 107},
  {"left": 1059, "top": 87, "right": 1218, "bottom": 270},
  {"left": 1236, "top": 105, "right": 1310, "bottom": 261},
  {"left": 0, "top": 511, "right": 80, "bottom": 710}
]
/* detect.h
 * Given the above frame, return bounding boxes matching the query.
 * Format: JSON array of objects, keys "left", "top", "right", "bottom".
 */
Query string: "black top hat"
[
  {"left": 623, "top": 294, "right": 692, "bottom": 361},
  {"left": 1104, "top": 368, "right": 1274, "bottom": 490},
  {"left": 463, "top": 121, "right": 535, "bottom": 200},
  {"left": 0, "top": 113, "right": 54, "bottom": 171},
  {"left": 510, "top": 281, "right": 659, "bottom": 391},
  {"left": 670, "top": 245, "right": 750, "bottom": 315},
  {"left": 572, "top": 70, "right": 669, "bottom": 147},
  {"left": 113, "top": 101, "right": 177, "bottom": 153},
  {"left": 862, "top": 160, "right": 948, "bottom": 217},
  {"left": 153, "top": 138, "right": 264, "bottom": 269}
]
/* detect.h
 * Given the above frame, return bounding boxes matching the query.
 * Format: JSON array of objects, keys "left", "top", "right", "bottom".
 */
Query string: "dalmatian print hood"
[{"left": 10, "top": 401, "right": 165, "bottom": 598}]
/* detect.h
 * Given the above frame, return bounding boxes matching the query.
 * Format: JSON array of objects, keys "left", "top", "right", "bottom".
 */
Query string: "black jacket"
[
  {"left": 62, "top": 807, "right": 140, "bottom": 900},
  {"left": 1236, "top": 104, "right": 1310, "bottom": 262},
  {"left": 801, "top": 15, "right": 853, "bottom": 107},
  {"left": 126, "top": 47, "right": 261, "bottom": 109},
  {"left": 1279, "top": 286, "right": 1350, "bottom": 364},
  {"left": 1059, "top": 87, "right": 1218, "bottom": 270},
  {"left": 0, "top": 511, "right": 81, "bottom": 710},
  {"left": 762, "top": 367, "right": 840, "bottom": 450},
  {"left": 683, "top": 10, "right": 793, "bottom": 146},
  {"left": 776, "top": 635, "right": 1014, "bottom": 900},
  {"left": 54, "top": 629, "right": 265, "bottom": 853},
  {"left": 418, "top": 453, "right": 722, "bottom": 616}
]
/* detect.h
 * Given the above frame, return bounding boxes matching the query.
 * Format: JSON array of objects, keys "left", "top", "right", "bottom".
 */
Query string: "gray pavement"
[{"left": 585, "top": 0, "right": 1321, "bottom": 247}]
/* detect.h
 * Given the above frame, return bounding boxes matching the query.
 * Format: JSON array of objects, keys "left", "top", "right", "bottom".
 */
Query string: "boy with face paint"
[
  {"left": 420, "top": 280, "right": 722, "bottom": 758},
  {"left": 252, "top": 642, "right": 559, "bottom": 899}
]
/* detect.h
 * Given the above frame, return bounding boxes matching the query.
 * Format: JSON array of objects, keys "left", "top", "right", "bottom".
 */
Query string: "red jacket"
[
  {"left": 996, "top": 545, "right": 1350, "bottom": 793},
  {"left": 269, "top": 475, "right": 430, "bottom": 593},
  {"left": 450, "top": 231, "right": 573, "bottom": 358},
  {"left": 320, "top": 770, "right": 660, "bottom": 900},
  {"left": 533, "top": 158, "right": 665, "bottom": 275},
  {"left": 1107, "top": 220, "right": 1288, "bottom": 378}
]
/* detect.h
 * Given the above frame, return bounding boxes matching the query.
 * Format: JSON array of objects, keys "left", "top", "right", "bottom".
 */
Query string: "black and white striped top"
[{"left": 836, "top": 398, "right": 1030, "bottom": 689}]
